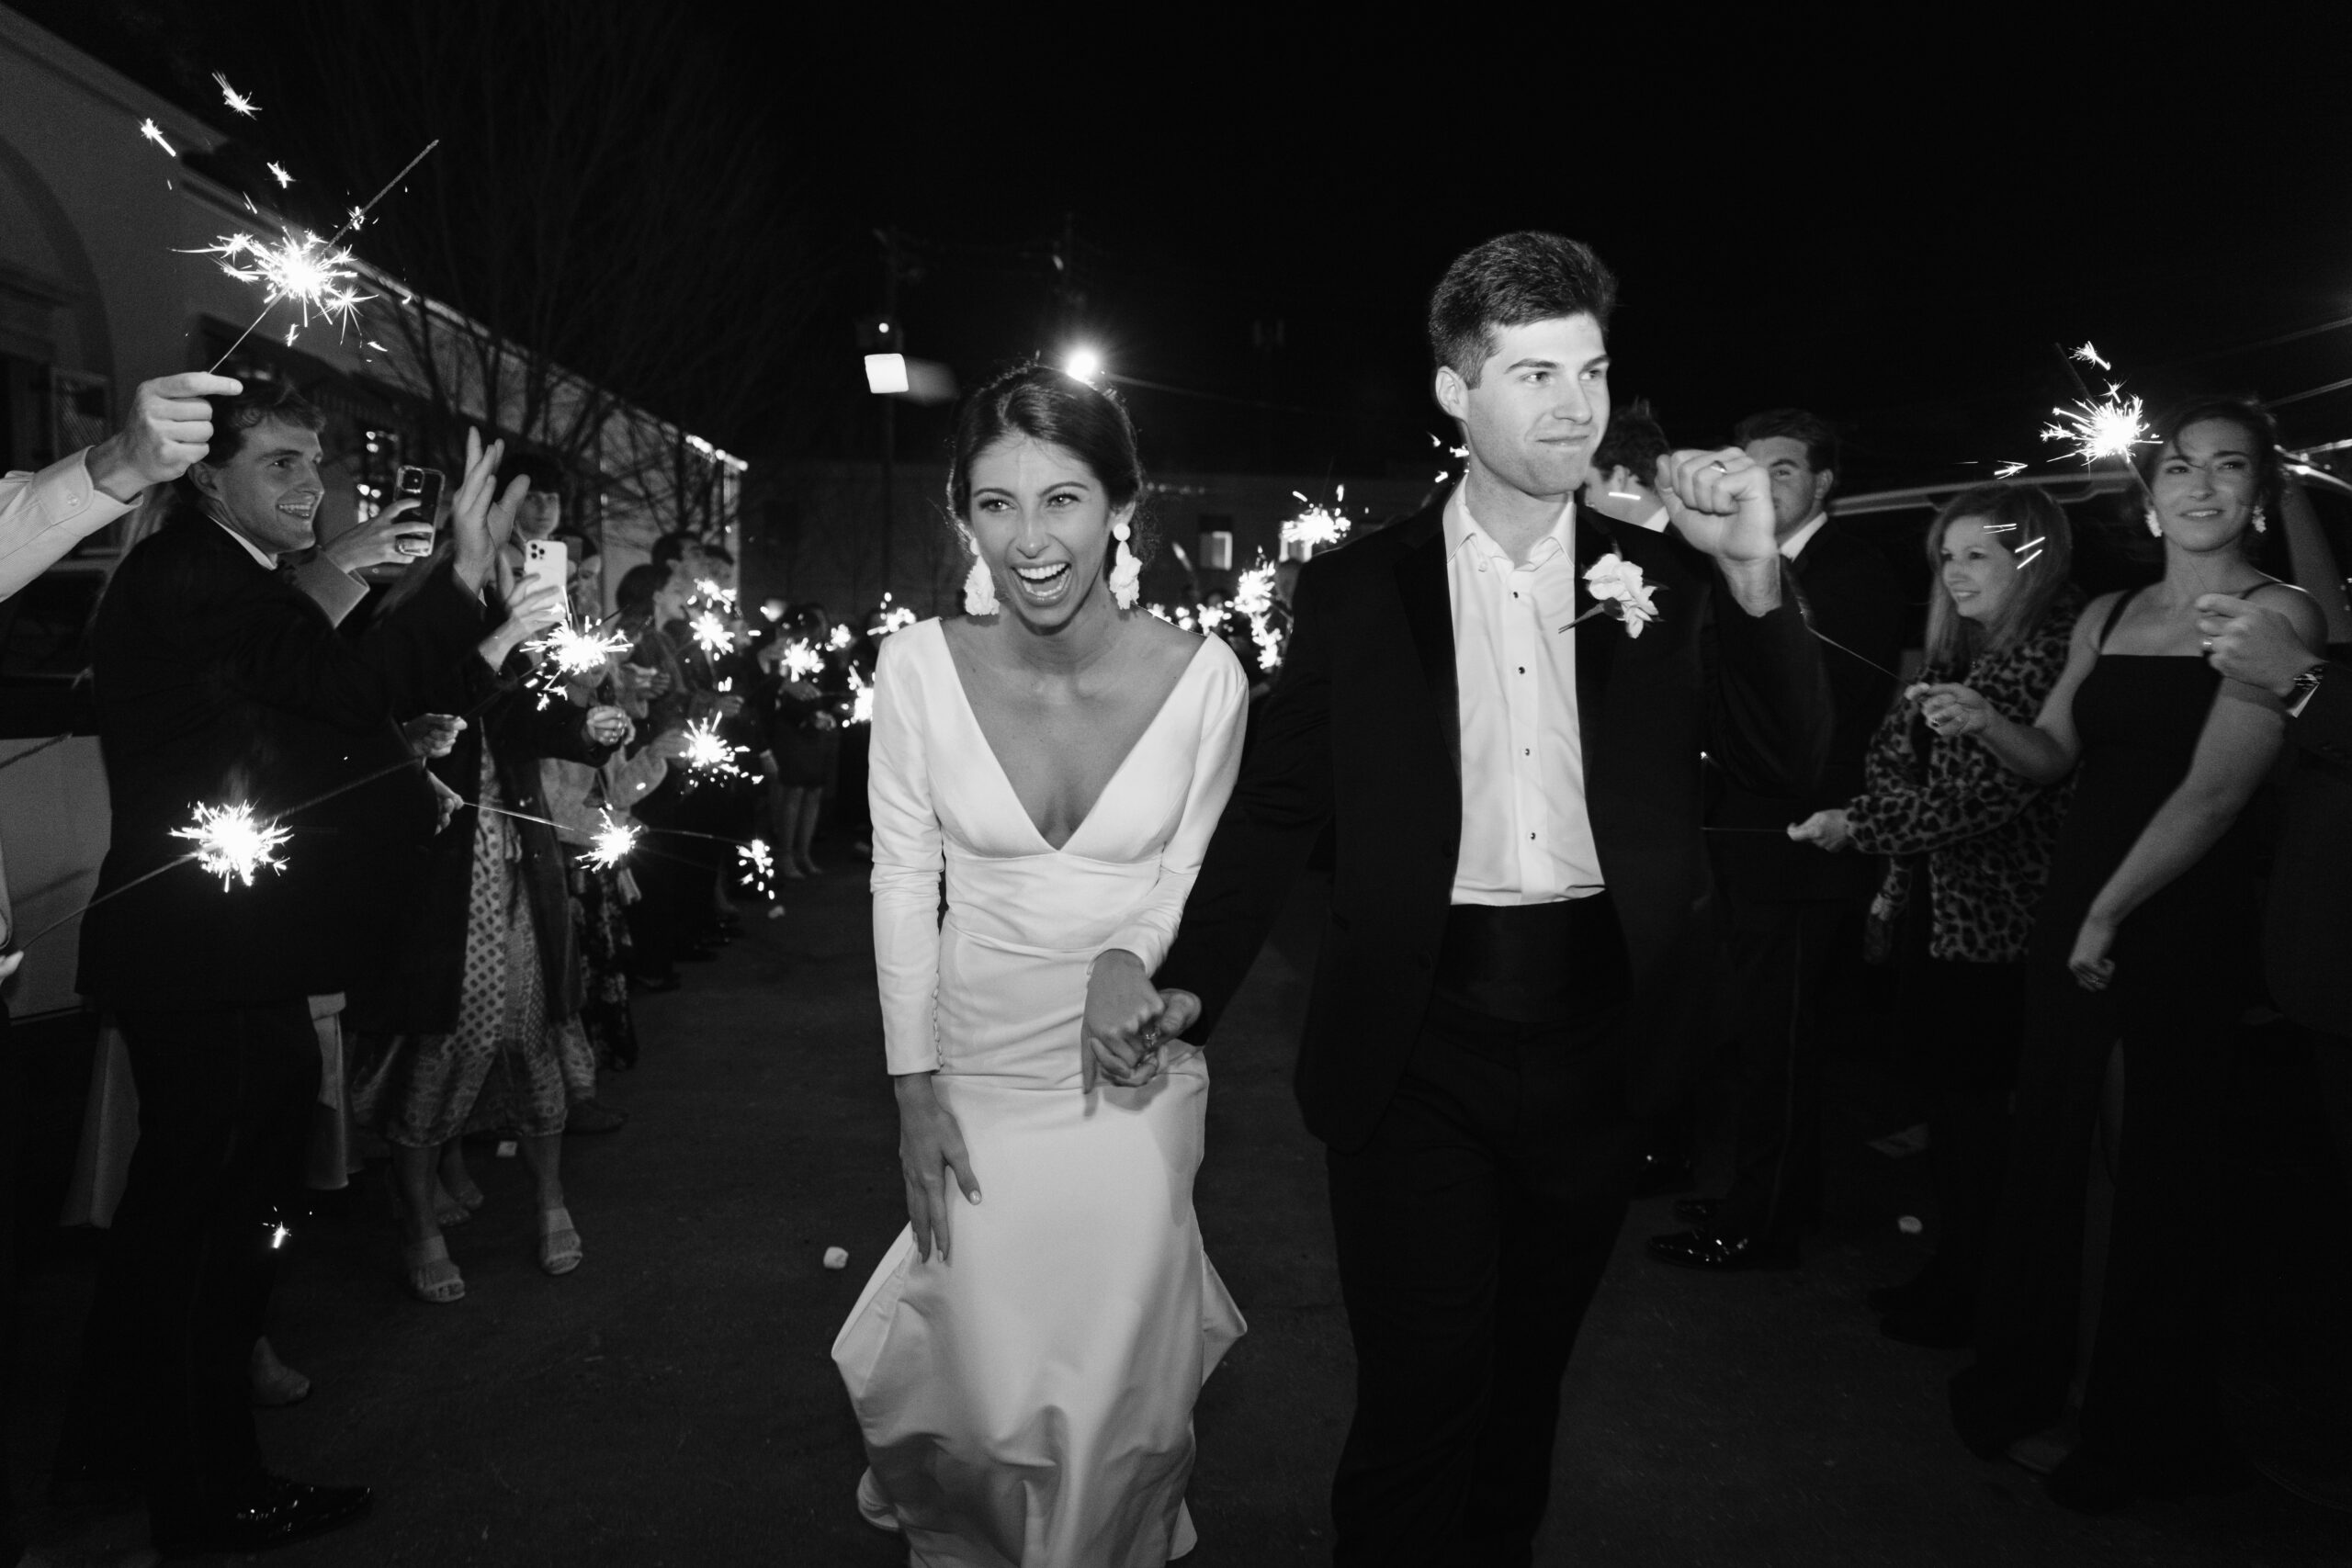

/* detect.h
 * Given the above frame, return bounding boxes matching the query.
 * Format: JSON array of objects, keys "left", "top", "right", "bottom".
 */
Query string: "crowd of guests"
[
  {"left": 0, "top": 375, "right": 871, "bottom": 1561},
  {"left": 1600, "top": 397, "right": 2352, "bottom": 1515}
]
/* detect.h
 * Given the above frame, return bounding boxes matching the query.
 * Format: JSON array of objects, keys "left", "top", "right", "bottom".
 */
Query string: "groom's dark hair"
[{"left": 1429, "top": 232, "right": 1618, "bottom": 387}]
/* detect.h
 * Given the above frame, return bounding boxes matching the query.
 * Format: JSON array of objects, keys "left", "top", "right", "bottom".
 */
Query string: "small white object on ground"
[
  {"left": 823, "top": 1246, "right": 849, "bottom": 1270},
  {"left": 767, "top": 905, "right": 787, "bottom": 919},
  {"left": 1897, "top": 1214, "right": 1924, "bottom": 1235},
  {"left": 495, "top": 1140, "right": 518, "bottom": 1158}
]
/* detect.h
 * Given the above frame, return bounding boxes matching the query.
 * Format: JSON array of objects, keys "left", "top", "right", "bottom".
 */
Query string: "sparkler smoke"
[
  {"left": 213, "top": 73, "right": 260, "bottom": 117},
  {"left": 689, "top": 611, "right": 731, "bottom": 660},
  {"left": 139, "top": 118, "right": 177, "bottom": 157},
  {"left": 737, "top": 840, "right": 776, "bottom": 899},
  {"left": 171, "top": 802, "right": 292, "bottom": 890},
  {"left": 2042, "top": 389, "right": 2151, "bottom": 468}
]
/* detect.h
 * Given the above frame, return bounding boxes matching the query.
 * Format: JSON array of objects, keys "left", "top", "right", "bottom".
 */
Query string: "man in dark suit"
[
  {"left": 1649, "top": 409, "right": 1905, "bottom": 1269},
  {"left": 61, "top": 383, "right": 515, "bottom": 1557},
  {"left": 1135, "top": 233, "right": 1831, "bottom": 1565},
  {"left": 2196, "top": 591, "right": 2352, "bottom": 1192}
]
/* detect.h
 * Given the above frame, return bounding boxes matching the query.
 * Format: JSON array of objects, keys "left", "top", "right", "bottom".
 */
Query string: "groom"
[{"left": 1150, "top": 232, "right": 1831, "bottom": 1564}]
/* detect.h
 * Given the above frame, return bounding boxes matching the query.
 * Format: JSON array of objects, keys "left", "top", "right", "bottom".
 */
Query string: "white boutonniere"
[{"left": 1560, "top": 553, "right": 1662, "bottom": 638}]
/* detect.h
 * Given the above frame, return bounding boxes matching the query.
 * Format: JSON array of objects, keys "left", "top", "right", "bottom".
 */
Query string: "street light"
[{"left": 1065, "top": 346, "right": 1102, "bottom": 384}]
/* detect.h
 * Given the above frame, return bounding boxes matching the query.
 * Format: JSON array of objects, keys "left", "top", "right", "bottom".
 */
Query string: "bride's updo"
[{"left": 945, "top": 365, "right": 1154, "bottom": 563}]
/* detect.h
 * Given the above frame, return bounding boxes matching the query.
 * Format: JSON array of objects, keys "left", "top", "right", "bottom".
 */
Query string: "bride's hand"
[
  {"left": 1084, "top": 950, "right": 1166, "bottom": 1090},
  {"left": 893, "top": 1072, "right": 979, "bottom": 1264}
]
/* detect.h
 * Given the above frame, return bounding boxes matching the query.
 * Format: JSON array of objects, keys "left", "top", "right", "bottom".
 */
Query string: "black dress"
[{"left": 1952, "top": 590, "right": 2261, "bottom": 1475}]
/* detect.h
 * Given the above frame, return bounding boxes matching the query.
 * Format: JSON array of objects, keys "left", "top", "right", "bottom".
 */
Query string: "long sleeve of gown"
[
  {"left": 868, "top": 634, "right": 945, "bottom": 1076},
  {"left": 1102, "top": 646, "right": 1248, "bottom": 976}
]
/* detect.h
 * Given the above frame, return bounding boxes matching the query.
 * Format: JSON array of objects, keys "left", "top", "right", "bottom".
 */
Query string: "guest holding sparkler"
[
  {"left": 613, "top": 562, "right": 712, "bottom": 985},
  {"left": 764, "top": 602, "right": 842, "bottom": 880},
  {"left": 60, "top": 384, "right": 516, "bottom": 1557},
  {"left": 1942, "top": 398, "right": 2325, "bottom": 1511},
  {"left": 346, "top": 557, "right": 630, "bottom": 1302},
  {"left": 1788, "top": 485, "right": 2082, "bottom": 1346},
  {"left": 1650, "top": 409, "right": 1905, "bottom": 1270}
]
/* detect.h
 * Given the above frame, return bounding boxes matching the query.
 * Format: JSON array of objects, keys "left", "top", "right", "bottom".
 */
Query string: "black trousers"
[
  {"left": 1894, "top": 922, "right": 2027, "bottom": 1304},
  {"left": 1716, "top": 897, "right": 1852, "bottom": 1246},
  {"left": 1326, "top": 994, "right": 1640, "bottom": 1567},
  {"left": 63, "top": 1000, "right": 317, "bottom": 1528}
]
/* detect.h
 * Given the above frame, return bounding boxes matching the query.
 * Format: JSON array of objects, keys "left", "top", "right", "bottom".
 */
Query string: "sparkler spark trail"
[
  {"left": 1993, "top": 460, "right": 2029, "bottom": 479},
  {"left": 139, "top": 118, "right": 177, "bottom": 157},
  {"left": 171, "top": 802, "right": 292, "bottom": 889},
  {"left": 2042, "top": 388, "right": 2151, "bottom": 468},
  {"left": 2072, "top": 342, "right": 2110, "bottom": 371},
  {"left": 213, "top": 73, "right": 260, "bottom": 117},
  {"left": 737, "top": 840, "right": 776, "bottom": 899},
  {"left": 267, "top": 162, "right": 292, "bottom": 188}
]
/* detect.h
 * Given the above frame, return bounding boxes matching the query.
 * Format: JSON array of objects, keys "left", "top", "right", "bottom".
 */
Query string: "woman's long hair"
[{"left": 1920, "top": 482, "right": 2075, "bottom": 672}]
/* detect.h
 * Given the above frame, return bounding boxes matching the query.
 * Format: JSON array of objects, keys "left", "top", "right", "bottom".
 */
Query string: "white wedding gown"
[{"left": 832, "top": 618, "right": 1250, "bottom": 1568}]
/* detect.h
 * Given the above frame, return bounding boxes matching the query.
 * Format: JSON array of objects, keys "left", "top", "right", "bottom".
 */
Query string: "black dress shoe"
[
  {"left": 1646, "top": 1228, "right": 1799, "bottom": 1271},
  {"left": 1671, "top": 1195, "right": 1721, "bottom": 1226},
  {"left": 1630, "top": 1151, "right": 1695, "bottom": 1198},
  {"left": 151, "top": 1473, "right": 372, "bottom": 1555}
]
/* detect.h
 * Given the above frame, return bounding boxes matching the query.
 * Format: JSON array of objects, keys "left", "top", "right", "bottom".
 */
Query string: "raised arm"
[{"left": 2278, "top": 470, "right": 2352, "bottom": 646}]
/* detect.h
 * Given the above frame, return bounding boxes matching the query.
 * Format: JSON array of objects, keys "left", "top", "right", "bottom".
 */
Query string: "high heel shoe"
[
  {"left": 403, "top": 1236, "right": 465, "bottom": 1303},
  {"left": 537, "top": 1206, "right": 583, "bottom": 1276}
]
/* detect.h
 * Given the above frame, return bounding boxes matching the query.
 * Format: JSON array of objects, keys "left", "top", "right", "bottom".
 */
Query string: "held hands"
[
  {"left": 1083, "top": 950, "right": 1166, "bottom": 1089},
  {"left": 583, "top": 705, "right": 633, "bottom": 748},
  {"left": 448, "top": 429, "right": 530, "bottom": 594},
  {"left": 895, "top": 1072, "right": 979, "bottom": 1264},
  {"left": 2194, "top": 594, "right": 2322, "bottom": 697},
  {"left": 1914, "top": 682, "right": 1993, "bottom": 739},
  {"left": 85, "top": 373, "right": 243, "bottom": 502},
  {"left": 320, "top": 496, "right": 435, "bottom": 576},
  {"left": 1787, "top": 807, "right": 1855, "bottom": 852}
]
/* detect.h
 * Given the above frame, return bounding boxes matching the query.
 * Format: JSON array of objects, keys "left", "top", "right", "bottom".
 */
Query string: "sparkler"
[
  {"left": 187, "top": 231, "right": 373, "bottom": 344},
  {"left": 213, "top": 73, "right": 260, "bottom": 117},
  {"left": 873, "top": 598, "right": 917, "bottom": 637},
  {"left": 2042, "top": 389, "right": 2151, "bottom": 468},
  {"left": 267, "top": 162, "right": 292, "bottom": 188},
  {"left": 1233, "top": 560, "right": 1286, "bottom": 671},
  {"left": 689, "top": 610, "right": 731, "bottom": 660},
  {"left": 2071, "top": 342, "right": 2110, "bottom": 371},
  {"left": 1280, "top": 488, "right": 1353, "bottom": 556},
  {"left": 690, "top": 578, "right": 737, "bottom": 615},
  {"left": 171, "top": 802, "right": 292, "bottom": 890},
  {"left": 829, "top": 624, "right": 855, "bottom": 650},
  {"left": 678, "top": 717, "right": 746, "bottom": 784},
  {"left": 139, "top": 118, "right": 177, "bottom": 157},
  {"left": 1993, "top": 460, "right": 2029, "bottom": 479},
  {"left": 737, "top": 839, "right": 776, "bottom": 899},
  {"left": 780, "top": 638, "right": 824, "bottom": 681},
  {"left": 846, "top": 668, "right": 876, "bottom": 726},
  {"left": 583, "top": 811, "right": 640, "bottom": 871},
  {"left": 529, "top": 618, "right": 633, "bottom": 678}
]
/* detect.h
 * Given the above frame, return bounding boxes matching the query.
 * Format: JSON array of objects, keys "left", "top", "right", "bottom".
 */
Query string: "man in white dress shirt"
[{"left": 1157, "top": 232, "right": 1831, "bottom": 1565}]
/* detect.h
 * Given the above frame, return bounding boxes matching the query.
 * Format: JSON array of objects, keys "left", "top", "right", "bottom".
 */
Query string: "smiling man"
[
  {"left": 1150, "top": 232, "right": 1832, "bottom": 1564},
  {"left": 62, "top": 381, "right": 516, "bottom": 1558}
]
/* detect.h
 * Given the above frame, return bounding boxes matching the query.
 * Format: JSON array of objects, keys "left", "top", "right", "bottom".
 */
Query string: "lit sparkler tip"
[
  {"left": 139, "top": 118, "right": 178, "bottom": 157},
  {"left": 1280, "top": 497, "right": 1352, "bottom": 557},
  {"left": 267, "top": 162, "right": 292, "bottom": 188},
  {"left": 190, "top": 229, "right": 374, "bottom": 337},
  {"left": 829, "top": 624, "right": 854, "bottom": 650},
  {"left": 171, "top": 802, "right": 291, "bottom": 890},
  {"left": 847, "top": 668, "right": 876, "bottom": 726},
  {"left": 780, "top": 639, "right": 823, "bottom": 681},
  {"left": 583, "top": 811, "right": 639, "bottom": 871},
  {"left": 213, "top": 73, "right": 260, "bottom": 117},
  {"left": 679, "top": 718, "right": 746, "bottom": 783},
  {"left": 529, "top": 620, "right": 633, "bottom": 678},
  {"left": 1994, "top": 460, "right": 2029, "bottom": 479},
  {"left": 737, "top": 839, "right": 776, "bottom": 898},
  {"left": 2071, "top": 341, "right": 2110, "bottom": 371},
  {"left": 2041, "top": 387, "right": 2151, "bottom": 468},
  {"left": 689, "top": 610, "right": 731, "bottom": 659}
]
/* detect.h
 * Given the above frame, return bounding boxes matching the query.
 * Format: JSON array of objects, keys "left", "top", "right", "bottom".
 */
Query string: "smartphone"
[
  {"left": 522, "top": 537, "right": 568, "bottom": 607},
  {"left": 390, "top": 466, "right": 444, "bottom": 557}
]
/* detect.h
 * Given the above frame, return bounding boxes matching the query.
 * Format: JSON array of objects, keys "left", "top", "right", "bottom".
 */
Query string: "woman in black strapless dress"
[{"left": 1918, "top": 399, "right": 2327, "bottom": 1511}]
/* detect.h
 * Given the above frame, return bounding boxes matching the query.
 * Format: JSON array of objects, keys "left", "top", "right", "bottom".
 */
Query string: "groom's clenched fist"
[{"left": 1657, "top": 447, "right": 1784, "bottom": 615}]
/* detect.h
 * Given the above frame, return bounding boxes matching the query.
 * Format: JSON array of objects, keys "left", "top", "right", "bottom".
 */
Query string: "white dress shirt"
[
  {"left": 0, "top": 450, "right": 136, "bottom": 601},
  {"left": 1445, "top": 487, "right": 1603, "bottom": 906},
  {"left": 1779, "top": 512, "right": 1829, "bottom": 560},
  {"left": 213, "top": 517, "right": 278, "bottom": 569}
]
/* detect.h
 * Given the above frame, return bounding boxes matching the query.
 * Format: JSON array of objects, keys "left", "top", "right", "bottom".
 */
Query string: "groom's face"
[{"left": 1436, "top": 315, "right": 1611, "bottom": 502}]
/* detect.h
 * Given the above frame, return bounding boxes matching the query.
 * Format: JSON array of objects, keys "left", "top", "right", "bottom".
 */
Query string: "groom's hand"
[
  {"left": 1156, "top": 989, "right": 1203, "bottom": 1040},
  {"left": 1084, "top": 950, "right": 1166, "bottom": 1090},
  {"left": 1657, "top": 448, "right": 1782, "bottom": 616}
]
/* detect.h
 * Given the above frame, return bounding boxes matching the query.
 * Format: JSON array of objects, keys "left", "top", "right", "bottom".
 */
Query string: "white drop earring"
[
  {"left": 1108, "top": 518, "right": 1142, "bottom": 609},
  {"left": 2251, "top": 503, "right": 2268, "bottom": 535},
  {"left": 963, "top": 551, "right": 998, "bottom": 615},
  {"left": 2144, "top": 507, "right": 2163, "bottom": 538}
]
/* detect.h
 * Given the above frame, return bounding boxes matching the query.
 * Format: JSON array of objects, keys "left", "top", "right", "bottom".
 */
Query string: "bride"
[{"left": 831, "top": 364, "right": 1249, "bottom": 1566}]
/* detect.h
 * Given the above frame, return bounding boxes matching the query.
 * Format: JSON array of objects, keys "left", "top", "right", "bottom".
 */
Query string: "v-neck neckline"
[{"left": 936, "top": 626, "right": 1210, "bottom": 854}]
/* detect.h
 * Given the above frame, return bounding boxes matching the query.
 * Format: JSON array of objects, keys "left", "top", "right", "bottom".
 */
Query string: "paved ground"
[{"left": 10, "top": 865, "right": 2349, "bottom": 1565}]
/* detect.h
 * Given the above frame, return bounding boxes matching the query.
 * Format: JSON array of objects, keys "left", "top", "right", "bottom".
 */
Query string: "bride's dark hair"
[{"left": 945, "top": 364, "right": 1153, "bottom": 562}]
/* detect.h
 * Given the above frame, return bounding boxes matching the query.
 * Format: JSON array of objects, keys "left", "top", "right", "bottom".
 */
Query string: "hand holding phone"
[
  {"left": 391, "top": 466, "right": 446, "bottom": 556},
  {"left": 522, "top": 537, "right": 568, "bottom": 606}
]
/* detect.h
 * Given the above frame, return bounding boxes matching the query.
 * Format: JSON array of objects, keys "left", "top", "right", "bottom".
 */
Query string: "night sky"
[{"left": 32, "top": 2, "right": 2352, "bottom": 490}]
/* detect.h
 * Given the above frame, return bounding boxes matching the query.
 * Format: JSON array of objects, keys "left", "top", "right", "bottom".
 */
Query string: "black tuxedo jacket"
[
  {"left": 1156, "top": 498, "right": 1833, "bottom": 1151},
  {"left": 1705, "top": 522, "right": 1905, "bottom": 904},
  {"left": 2267, "top": 663, "right": 2352, "bottom": 1039},
  {"left": 76, "top": 512, "right": 489, "bottom": 1011}
]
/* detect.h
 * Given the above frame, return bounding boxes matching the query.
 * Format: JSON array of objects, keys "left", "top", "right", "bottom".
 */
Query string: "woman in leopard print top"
[{"left": 1791, "top": 483, "right": 2080, "bottom": 1346}]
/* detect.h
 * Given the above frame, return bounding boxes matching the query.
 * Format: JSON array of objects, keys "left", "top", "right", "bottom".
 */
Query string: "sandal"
[
  {"left": 537, "top": 1207, "right": 583, "bottom": 1276},
  {"left": 431, "top": 1179, "right": 481, "bottom": 1226},
  {"left": 403, "top": 1236, "right": 465, "bottom": 1304}
]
